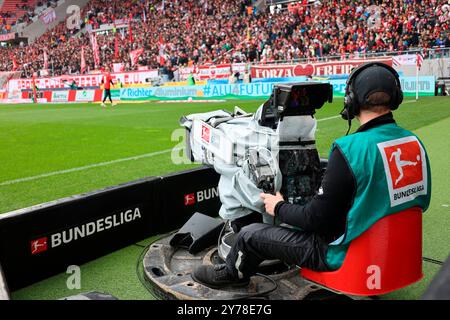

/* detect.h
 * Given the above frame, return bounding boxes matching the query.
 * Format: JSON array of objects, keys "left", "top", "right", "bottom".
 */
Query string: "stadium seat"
[{"left": 301, "top": 207, "right": 423, "bottom": 296}]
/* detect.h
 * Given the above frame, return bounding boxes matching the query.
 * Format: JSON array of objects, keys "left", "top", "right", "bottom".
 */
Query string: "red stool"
[{"left": 301, "top": 207, "right": 423, "bottom": 296}]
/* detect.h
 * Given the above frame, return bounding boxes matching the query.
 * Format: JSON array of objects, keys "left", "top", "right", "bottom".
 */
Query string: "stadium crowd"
[
  {"left": 0, "top": 0, "right": 449, "bottom": 77},
  {"left": 0, "top": 1, "right": 58, "bottom": 35}
]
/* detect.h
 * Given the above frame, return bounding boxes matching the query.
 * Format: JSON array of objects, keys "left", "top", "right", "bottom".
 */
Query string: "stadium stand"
[
  {"left": 0, "top": 0, "right": 38, "bottom": 33},
  {"left": 0, "top": 0, "right": 449, "bottom": 77}
]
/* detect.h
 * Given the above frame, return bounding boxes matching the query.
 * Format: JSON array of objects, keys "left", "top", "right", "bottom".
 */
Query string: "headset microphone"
[
  {"left": 340, "top": 107, "right": 352, "bottom": 135},
  {"left": 341, "top": 99, "right": 353, "bottom": 135},
  {"left": 340, "top": 106, "right": 353, "bottom": 121}
]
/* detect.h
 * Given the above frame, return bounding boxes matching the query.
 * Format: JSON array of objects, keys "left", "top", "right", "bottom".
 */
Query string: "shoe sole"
[{"left": 191, "top": 273, "right": 249, "bottom": 290}]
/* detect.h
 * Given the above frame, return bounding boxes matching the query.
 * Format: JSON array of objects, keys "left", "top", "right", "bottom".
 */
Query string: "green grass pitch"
[{"left": 1, "top": 97, "right": 449, "bottom": 300}]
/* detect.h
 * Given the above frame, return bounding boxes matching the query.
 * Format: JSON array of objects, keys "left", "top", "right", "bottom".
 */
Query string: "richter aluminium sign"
[{"left": 119, "top": 76, "right": 434, "bottom": 101}]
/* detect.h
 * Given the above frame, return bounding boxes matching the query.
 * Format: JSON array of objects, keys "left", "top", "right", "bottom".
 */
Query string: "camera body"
[{"left": 180, "top": 82, "right": 333, "bottom": 220}]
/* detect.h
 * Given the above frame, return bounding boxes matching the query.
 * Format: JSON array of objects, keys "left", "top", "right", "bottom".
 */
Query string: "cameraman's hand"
[{"left": 260, "top": 192, "right": 284, "bottom": 216}]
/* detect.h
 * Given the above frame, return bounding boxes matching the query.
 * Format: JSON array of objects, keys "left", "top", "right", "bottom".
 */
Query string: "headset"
[{"left": 341, "top": 62, "right": 403, "bottom": 122}]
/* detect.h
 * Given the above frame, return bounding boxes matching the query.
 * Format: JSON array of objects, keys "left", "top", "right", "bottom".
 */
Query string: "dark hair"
[{"left": 360, "top": 92, "right": 392, "bottom": 112}]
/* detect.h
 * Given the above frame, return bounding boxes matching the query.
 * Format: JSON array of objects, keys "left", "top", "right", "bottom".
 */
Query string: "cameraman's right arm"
[{"left": 274, "top": 147, "right": 355, "bottom": 239}]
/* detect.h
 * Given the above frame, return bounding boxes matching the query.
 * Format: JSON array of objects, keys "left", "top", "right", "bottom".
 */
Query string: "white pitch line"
[
  {"left": 0, "top": 148, "right": 176, "bottom": 187},
  {"left": 403, "top": 100, "right": 418, "bottom": 104},
  {"left": 317, "top": 115, "right": 341, "bottom": 122}
]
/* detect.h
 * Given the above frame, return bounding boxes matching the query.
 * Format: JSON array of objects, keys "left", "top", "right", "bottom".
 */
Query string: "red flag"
[
  {"left": 130, "top": 48, "right": 144, "bottom": 66},
  {"left": 43, "top": 51, "right": 48, "bottom": 69},
  {"left": 10, "top": 54, "right": 18, "bottom": 71},
  {"left": 114, "top": 33, "right": 119, "bottom": 60},
  {"left": 128, "top": 13, "right": 133, "bottom": 43},
  {"left": 81, "top": 46, "right": 86, "bottom": 74},
  {"left": 416, "top": 53, "right": 424, "bottom": 70},
  {"left": 158, "top": 35, "right": 165, "bottom": 66},
  {"left": 90, "top": 32, "right": 100, "bottom": 68}
]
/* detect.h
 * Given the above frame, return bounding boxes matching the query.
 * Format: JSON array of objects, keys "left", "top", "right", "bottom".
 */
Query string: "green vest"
[{"left": 326, "top": 123, "right": 431, "bottom": 270}]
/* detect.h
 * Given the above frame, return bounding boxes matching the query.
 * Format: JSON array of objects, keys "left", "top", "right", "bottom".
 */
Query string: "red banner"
[
  {"left": 250, "top": 58, "right": 393, "bottom": 79},
  {"left": 8, "top": 70, "right": 159, "bottom": 91},
  {"left": 90, "top": 33, "right": 100, "bottom": 68},
  {"left": 81, "top": 47, "right": 86, "bottom": 74},
  {"left": 178, "top": 63, "right": 248, "bottom": 80},
  {"left": 0, "top": 33, "right": 16, "bottom": 41},
  {"left": 113, "top": 63, "right": 124, "bottom": 73},
  {"left": 197, "top": 64, "right": 232, "bottom": 80}
]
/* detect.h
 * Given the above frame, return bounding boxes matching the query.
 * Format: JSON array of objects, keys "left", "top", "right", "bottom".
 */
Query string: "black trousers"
[
  {"left": 225, "top": 223, "right": 330, "bottom": 278},
  {"left": 103, "top": 89, "right": 112, "bottom": 103}
]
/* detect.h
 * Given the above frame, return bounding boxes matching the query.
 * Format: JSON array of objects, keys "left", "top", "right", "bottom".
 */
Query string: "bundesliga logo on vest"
[{"left": 378, "top": 136, "right": 428, "bottom": 207}]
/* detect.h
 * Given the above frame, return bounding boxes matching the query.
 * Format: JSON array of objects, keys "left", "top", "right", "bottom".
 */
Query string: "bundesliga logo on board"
[
  {"left": 184, "top": 187, "right": 219, "bottom": 206},
  {"left": 378, "top": 136, "right": 428, "bottom": 207},
  {"left": 29, "top": 208, "right": 142, "bottom": 255},
  {"left": 30, "top": 237, "right": 48, "bottom": 255},
  {"left": 184, "top": 193, "right": 196, "bottom": 206}
]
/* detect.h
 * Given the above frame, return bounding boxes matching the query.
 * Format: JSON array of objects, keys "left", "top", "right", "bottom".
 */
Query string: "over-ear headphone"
[{"left": 341, "top": 62, "right": 403, "bottom": 121}]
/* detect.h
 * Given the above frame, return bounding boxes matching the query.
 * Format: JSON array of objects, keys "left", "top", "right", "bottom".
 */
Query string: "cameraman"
[{"left": 192, "top": 63, "right": 432, "bottom": 288}]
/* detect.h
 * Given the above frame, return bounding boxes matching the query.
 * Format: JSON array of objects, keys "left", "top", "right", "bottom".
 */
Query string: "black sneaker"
[{"left": 191, "top": 264, "right": 250, "bottom": 289}]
